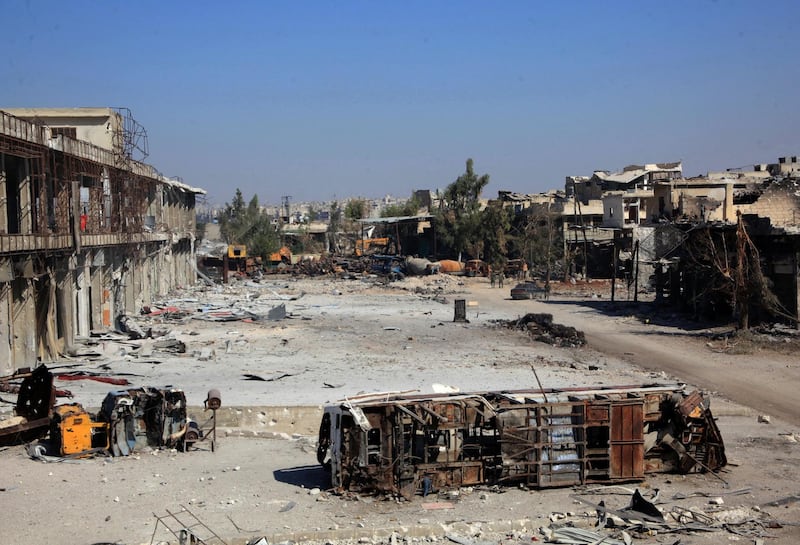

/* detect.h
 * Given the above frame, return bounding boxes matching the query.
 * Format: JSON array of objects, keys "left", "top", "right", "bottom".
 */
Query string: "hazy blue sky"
[{"left": 4, "top": 1, "right": 799, "bottom": 206}]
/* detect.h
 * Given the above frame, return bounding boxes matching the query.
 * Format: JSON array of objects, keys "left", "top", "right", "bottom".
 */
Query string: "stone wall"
[{"left": 739, "top": 184, "right": 800, "bottom": 228}]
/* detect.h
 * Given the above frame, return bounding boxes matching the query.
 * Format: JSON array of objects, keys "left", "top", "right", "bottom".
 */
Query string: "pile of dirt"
[{"left": 501, "top": 312, "right": 587, "bottom": 347}]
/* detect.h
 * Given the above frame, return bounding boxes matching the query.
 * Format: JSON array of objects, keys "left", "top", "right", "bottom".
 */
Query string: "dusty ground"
[{"left": 0, "top": 274, "right": 798, "bottom": 545}]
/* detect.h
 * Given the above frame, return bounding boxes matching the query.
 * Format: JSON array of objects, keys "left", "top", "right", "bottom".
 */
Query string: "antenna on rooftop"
[{"left": 112, "top": 107, "right": 149, "bottom": 162}]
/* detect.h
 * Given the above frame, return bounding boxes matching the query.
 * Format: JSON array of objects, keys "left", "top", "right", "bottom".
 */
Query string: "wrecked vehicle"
[
  {"left": 371, "top": 255, "right": 405, "bottom": 279},
  {"left": 510, "top": 282, "right": 546, "bottom": 300},
  {"left": 99, "top": 387, "right": 190, "bottom": 455},
  {"left": 465, "top": 259, "right": 490, "bottom": 277},
  {"left": 317, "top": 384, "right": 726, "bottom": 498}
]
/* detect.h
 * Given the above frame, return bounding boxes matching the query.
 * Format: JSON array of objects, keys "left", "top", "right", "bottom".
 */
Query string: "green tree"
[
  {"left": 218, "top": 188, "right": 279, "bottom": 259},
  {"left": 436, "top": 158, "right": 490, "bottom": 258},
  {"left": 219, "top": 188, "right": 246, "bottom": 242},
  {"left": 344, "top": 198, "right": 369, "bottom": 221}
]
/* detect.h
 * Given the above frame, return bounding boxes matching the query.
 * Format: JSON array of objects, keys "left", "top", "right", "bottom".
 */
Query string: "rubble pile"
[
  {"left": 537, "top": 487, "right": 789, "bottom": 545},
  {"left": 501, "top": 313, "right": 587, "bottom": 347},
  {"left": 289, "top": 256, "right": 374, "bottom": 276}
]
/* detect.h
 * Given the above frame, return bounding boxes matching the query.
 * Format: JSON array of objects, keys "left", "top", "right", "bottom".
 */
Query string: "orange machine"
[
  {"left": 268, "top": 245, "right": 292, "bottom": 263},
  {"left": 227, "top": 245, "right": 247, "bottom": 259},
  {"left": 50, "top": 404, "right": 108, "bottom": 456},
  {"left": 355, "top": 238, "right": 390, "bottom": 256}
]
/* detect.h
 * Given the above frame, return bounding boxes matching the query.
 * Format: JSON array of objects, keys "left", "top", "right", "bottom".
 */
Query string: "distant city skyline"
[{"left": 4, "top": 1, "right": 799, "bottom": 206}]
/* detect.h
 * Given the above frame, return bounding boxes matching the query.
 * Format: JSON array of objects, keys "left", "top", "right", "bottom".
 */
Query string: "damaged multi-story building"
[
  {"left": 492, "top": 165, "right": 685, "bottom": 280},
  {"left": 595, "top": 158, "right": 800, "bottom": 326},
  {"left": 0, "top": 108, "right": 204, "bottom": 375},
  {"left": 494, "top": 158, "right": 799, "bottom": 326}
]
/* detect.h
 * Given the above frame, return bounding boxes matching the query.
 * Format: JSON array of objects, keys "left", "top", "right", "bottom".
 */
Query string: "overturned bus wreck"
[{"left": 317, "top": 384, "right": 726, "bottom": 498}]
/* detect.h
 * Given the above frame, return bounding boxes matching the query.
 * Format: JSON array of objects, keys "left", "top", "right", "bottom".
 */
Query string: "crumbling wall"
[
  {"left": 0, "top": 110, "right": 202, "bottom": 373},
  {"left": 634, "top": 225, "right": 656, "bottom": 291},
  {"left": 738, "top": 183, "right": 800, "bottom": 228}
]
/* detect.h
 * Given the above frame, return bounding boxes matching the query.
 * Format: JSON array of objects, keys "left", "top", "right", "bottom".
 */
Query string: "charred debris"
[
  {"left": 0, "top": 365, "right": 55, "bottom": 446},
  {"left": 498, "top": 313, "right": 587, "bottom": 347},
  {"left": 1, "top": 365, "right": 216, "bottom": 458},
  {"left": 317, "top": 384, "right": 726, "bottom": 499}
]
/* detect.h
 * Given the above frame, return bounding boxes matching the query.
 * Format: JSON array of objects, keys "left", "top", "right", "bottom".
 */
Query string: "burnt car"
[
  {"left": 465, "top": 259, "right": 489, "bottom": 277},
  {"left": 504, "top": 258, "right": 528, "bottom": 279},
  {"left": 510, "top": 282, "right": 545, "bottom": 300}
]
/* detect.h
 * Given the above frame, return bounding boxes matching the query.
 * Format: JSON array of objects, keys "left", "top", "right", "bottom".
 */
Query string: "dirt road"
[{"left": 468, "top": 280, "right": 800, "bottom": 426}]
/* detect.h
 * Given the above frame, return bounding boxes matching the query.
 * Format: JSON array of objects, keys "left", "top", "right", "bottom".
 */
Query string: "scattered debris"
[
  {"left": 621, "top": 489, "right": 665, "bottom": 523},
  {"left": 546, "top": 486, "right": 794, "bottom": 544},
  {"left": 0, "top": 366, "right": 56, "bottom": 446},
  {"left": 151, "top": 505, "right": 229, "bottom": 545},
  {"left": 540, "top": 526, "right": 629, "bottom": 545},
  {"left": 762, "top": 494, "right": 800, "bottom": 508},
  {"left": 118, "top": 315, "right": 150, "bottom": 339},
  {"left": 55, "top": 373, "right": 130, "bottom": 386},
  {"left": 152, "top": 338, "right": 187, "bottom": 353},
  {"left": 242, "top": 373, "right": 293, "bottom": 382}
]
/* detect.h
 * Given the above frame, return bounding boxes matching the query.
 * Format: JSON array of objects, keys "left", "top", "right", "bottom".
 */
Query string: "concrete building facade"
[
  {"left": 3, "top": 107, "right": 125, "bottom": 153},
  {"left": 0, "top": 108, "right": 203, "bottom": 375}
]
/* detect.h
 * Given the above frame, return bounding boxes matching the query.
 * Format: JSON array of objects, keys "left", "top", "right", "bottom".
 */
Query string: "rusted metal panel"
[
  {"left": 643, "top": 392, "right": 664, "bottom": 421},
  {"left": 610, "top": 402, "right": 644, "bottom": 479},
  {"left": 462, "top": 463, "right": 483, "bottom": 484},
  {"left": 586, "top": 404, "right": 609, "bottom": 423}
]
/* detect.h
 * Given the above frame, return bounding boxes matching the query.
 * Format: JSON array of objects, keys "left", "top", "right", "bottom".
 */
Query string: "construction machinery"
[
  {"left": 50, "top": 403, "right": 108, "bottom": 456},
  {"left": 355, "top": 237, "right": 392, "bottom": 256}
]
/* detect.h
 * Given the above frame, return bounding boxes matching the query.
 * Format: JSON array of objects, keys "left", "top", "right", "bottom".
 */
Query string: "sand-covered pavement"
[{"left": 0, "top": 274, "right": 798, "bottom": 545}]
